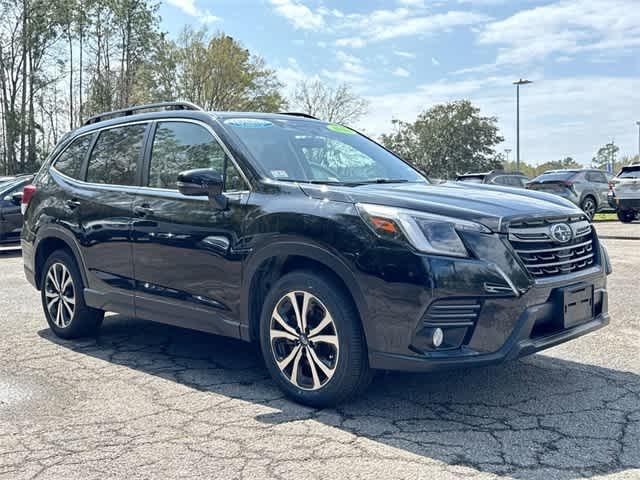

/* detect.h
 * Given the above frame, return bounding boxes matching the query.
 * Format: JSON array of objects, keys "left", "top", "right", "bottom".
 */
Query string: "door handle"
[
  {"left": 134, "top": 205, "right": 154, "bottom": 217},
  {"left": 66, "top": 199, "right": 81, "bottom": 209}
]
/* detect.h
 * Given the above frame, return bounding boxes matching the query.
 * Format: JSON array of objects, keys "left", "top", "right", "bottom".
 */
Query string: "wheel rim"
[
  {"left": 270, "top": 291, "right": 339, "bottom": 391},
  {"left": 44, "top": 263, "right": 75, "bottom": 328},
  {"left": 583, "top": 199, "right": 596, "bottom": 218}
]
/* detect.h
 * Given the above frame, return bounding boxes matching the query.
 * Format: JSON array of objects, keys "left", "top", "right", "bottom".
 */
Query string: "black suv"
[{"left": 21, "top": 102, "right": 611, "bottom": 406}]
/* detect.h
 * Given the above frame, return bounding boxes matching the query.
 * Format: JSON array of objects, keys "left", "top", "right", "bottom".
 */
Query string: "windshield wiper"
[
  {"left": 276, "top": 178, "right": 364, "bottom": 186},
  {"left": 358, "top": 178, "right": 411, "bottom": 184}
]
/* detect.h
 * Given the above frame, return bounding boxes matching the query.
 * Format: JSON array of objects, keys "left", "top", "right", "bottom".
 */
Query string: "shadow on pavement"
[{"left": 39, "top": 314, "right": 640, "bottom": 480}]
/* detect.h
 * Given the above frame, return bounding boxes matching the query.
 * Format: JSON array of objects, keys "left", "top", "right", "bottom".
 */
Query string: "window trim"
[{"left": 140, "top": 118, "right": 252, "bottom": 193}]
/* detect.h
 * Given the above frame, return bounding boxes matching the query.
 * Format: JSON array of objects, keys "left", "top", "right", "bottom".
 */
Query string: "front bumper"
[{"left": 370, "top": 291, "right": 609, "bottom": 372}]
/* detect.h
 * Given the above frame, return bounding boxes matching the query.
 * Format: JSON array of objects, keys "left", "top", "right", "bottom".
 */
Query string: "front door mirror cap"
[{"left": 177, "top": 168, "right": 227, "bottom": 209}]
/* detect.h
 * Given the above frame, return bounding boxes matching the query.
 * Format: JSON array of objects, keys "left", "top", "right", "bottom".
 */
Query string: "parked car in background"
[
  {"left": 609, "top": 164, "right": 640, "bottom": 223},
  {"left": 456, "top": 170, "right": 529, "bottom": 188},
  {"left": 526, "top": 169, "right": 612, "bottom": 220},
  {"left": 0, "top": 175, "right": 34, "bottom": 244}
]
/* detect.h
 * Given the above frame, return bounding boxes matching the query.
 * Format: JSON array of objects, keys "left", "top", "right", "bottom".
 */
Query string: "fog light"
[{"left": 432, "top": 328, "right": 444, "bottom": 348}]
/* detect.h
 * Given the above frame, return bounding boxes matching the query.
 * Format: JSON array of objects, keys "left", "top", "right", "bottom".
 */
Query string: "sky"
[{"left": 159, "top": 0, "right": 640, "bottom": 166}]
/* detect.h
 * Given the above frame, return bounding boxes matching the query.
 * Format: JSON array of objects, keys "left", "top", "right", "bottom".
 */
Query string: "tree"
[
  {"left": 173, "top": 27, "right": 286, "bottom": 112},
  {"left": 291, "top": 80, "right": 368, "bottom": 124},
  {"left": 381, "top": 100, "right": 504, "bottom": 179},
  {"left": 592, "top": 142, "right": 619, "bottom": 171}
]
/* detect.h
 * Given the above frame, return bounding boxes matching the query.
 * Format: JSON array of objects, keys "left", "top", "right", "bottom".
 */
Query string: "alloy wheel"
[
  {"left": 270, "top": 291, "right": 339, "bottom": 391},
  {"left": 44, "top": 263, "right": 75, "bottom": 328},
  {"left": 582, "top": 198, "right": 596, "bottom": 219}
]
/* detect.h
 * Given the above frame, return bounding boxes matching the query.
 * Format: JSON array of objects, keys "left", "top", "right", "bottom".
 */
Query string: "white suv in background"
[{"left": 610, "top": 164, "right": 640, "bottom": 223}]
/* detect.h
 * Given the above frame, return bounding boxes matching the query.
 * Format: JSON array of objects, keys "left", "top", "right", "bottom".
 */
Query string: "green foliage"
[
  {"left": 381, "top": 100, "right": 504, "bottom": 179},
  {"left": 172, "top": 27, "right": 286, "bottom": 112},
  {"left": 592, "top": 142, "right": 619, "bottom": 170}
]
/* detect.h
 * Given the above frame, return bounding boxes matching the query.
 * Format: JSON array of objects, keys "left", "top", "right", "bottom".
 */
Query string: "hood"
[{"left": 299, "top": 181, "right": 583, "bottom": 232}]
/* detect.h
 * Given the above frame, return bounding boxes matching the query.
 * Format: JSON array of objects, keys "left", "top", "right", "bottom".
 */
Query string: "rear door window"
[
  {"left": 54, "top": 134, "right": 94, "bottom": 180},
  {"left": 586, "top": 171, "right": 607, "bottom": 183},
  {"left": 86, "top": 124, "right": 146, "bottom": 186}
]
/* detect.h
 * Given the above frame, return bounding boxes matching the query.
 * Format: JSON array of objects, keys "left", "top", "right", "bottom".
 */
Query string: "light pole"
[
  {"left": 636, "top": 121, "right": 640, "bottom": 157},
  {"left": 513, "top": 79, "right": 533, "bottom": 172},
  {"left": 504, "top": 148, "right": 512, "bottom": 165}
]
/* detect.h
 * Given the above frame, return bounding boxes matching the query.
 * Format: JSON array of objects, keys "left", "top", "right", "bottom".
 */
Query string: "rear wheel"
[
  {"left": 617, "top": 210, "right": 636, "bottom": 223},
  {"left": 581, "top": 196, "right": 597, "bottom": 220},
  {"left": 41, "top": 250, "right": 104, "bottom": 339},
  {"left": 259, "top": 271, "right": 372, "bottom": 407}
]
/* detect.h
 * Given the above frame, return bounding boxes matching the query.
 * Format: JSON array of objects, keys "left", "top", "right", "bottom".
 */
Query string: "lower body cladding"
[{"left": 363, "top": 254, "right": 609, "bottom": 372}]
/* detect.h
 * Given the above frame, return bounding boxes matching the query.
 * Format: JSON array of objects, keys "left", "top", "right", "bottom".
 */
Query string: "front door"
[{"left": 131, "top": 120, "right": 251, "bottom": 338}]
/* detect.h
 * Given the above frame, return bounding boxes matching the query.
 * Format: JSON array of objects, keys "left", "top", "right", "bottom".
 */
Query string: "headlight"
[{"left": 356, "top": 203, "right": 490, "bottom": 258}]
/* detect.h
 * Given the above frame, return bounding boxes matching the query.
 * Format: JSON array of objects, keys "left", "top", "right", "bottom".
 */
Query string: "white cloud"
[
  {"left": 392, "top": 67, "right": 411, "bottom": 77},
  {"left": 431, "top": 57, "right": 440, "bottom": 66},
  {"left": 167, "top": 0, "right": 220, "bottom": 23},
  {"left": 394, "top": 50, "right": 416, "bottom": 58},
  {"left": 337, "top": 9, "right": 490, "bottom": 46},
  {"left": 269, "top": 0, "right": 325, "bottom": 30},
  {"left": 397, "top": 0, "right": 425, "bottom": 6},
  {"left": 359, "top": 75, "right": 640, "bottom": 165},
  {"left": 475, "top": 0, "right": 640, "bottom": 66}
]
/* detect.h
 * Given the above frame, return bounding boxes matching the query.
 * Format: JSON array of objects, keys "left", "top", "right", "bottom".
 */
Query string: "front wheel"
[
  {"left": 617, "top": 210, "right": 636, "bottom": 223},
  {"left": 580, "top": 196, "right": 597, "bottom": 220},
  {"left": 41, "top": 250, "right": 104, "bottom": 339},
  {"left": 259, "top": 271, "right": 372, "bottom": 407}
]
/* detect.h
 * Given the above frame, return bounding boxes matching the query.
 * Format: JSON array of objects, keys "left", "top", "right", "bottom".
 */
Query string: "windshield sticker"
[
  {"left": 271, "top": 170, "right": 289, "bottom": 178},
  {"left": 225, "top": 118, "right": 273, "bottom": 128},
  {"left": 327, "top": 124, "right": 355, "bottom": 135}
]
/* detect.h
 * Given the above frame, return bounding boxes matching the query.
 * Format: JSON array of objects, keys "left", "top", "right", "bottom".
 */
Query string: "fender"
[
  {"left": 33, "top": 224, "right": 89, "bottom": 289},
  {"left": 239, "top": 236, "right": 369, "bottom": 343}
]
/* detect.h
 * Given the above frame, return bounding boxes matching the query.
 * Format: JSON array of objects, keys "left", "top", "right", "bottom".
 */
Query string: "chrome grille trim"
[{"left": 508, "top": 218, "right": 597, "bottom": 279}]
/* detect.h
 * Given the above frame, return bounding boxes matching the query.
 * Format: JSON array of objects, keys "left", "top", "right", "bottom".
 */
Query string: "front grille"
[
  {"left": 508, "top": 216, "right": 597, "bottom": 279},
  {"left": 423, "top": 299, "right": 482, "bottom": 327}
]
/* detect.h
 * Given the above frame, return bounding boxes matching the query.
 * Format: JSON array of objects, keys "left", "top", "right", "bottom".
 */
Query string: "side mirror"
[
  {"left": 177, "top": 169, "right": 227, "bottom": 209},
  {"left": 11, "top": 192, "right": 23, "bottom": 206}
]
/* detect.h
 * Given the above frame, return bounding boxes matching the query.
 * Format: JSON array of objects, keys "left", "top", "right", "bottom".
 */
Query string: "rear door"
[
  {"left": 131, "top": 119, "right": 251, "bottom": 338},
  {"left": 76, "top": 122, "right": 149, "bottom": 315},
  {"left": 585, "top": 171, "right": 609, "bottom": 207}
]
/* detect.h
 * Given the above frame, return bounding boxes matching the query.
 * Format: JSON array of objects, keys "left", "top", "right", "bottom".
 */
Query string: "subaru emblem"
[{"left": 550, "top": 223, "right": 573, "bottom": 243}]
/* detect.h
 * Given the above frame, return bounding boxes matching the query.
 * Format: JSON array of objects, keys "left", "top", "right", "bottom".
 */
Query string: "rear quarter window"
[{"left": 53, "top": 134, "right": 94, "bottom": 180}]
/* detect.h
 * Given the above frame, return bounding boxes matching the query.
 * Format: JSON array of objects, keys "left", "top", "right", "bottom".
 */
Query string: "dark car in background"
[
  {"left": 20, "top": 102, "right": 611, "bottom": 407},
  {"left": 0, "top": 175, "right": 34, "bottom": 244},
  {"left": 456, "top": 170, "right": 529, "bottom": 188},
  {"left": 526, "top": 169, "right": 612, "bottom": 219}
]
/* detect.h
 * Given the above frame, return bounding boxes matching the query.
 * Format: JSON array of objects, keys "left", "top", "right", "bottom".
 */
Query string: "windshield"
[
  {"left": 619, "top": 167, "right": 640, "bottom": 179},
  {"left": 222, "top": 117, "right": 426, "bottom": 185},
  {"left": 532, "top": 172, "right": 577, "bottom": 182}
]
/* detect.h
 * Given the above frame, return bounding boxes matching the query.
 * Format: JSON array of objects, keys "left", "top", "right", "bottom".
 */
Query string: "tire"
[
  {"left": 259, "top": 270, "right": 372, "bottom": 407},
  {"left": 580, "top": 196, "right": 597, "bottom": 220},
  {"left": 40, "top": 249, "right": 104, "bottom": 339},
  {"left": 617, "top": 210, "right": 636, "bottom": 223}
]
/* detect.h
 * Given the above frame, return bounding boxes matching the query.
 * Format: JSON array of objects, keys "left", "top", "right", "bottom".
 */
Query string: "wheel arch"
[
  {"left": 241, "top": 239, "right": 369, "bottom": 345},
  {"left": 34, "top": 227, "right": 88, "bottom": 290}
]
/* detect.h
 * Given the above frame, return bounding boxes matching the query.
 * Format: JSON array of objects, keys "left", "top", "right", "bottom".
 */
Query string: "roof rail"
[
  {"left": 83, "top": 101, "right": 203, "bottom": 126},
  {"left": 278, "top": 112, "right": 319, "bottom": 120}
]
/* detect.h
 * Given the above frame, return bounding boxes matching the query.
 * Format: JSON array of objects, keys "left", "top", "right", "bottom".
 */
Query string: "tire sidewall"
[
  {"left": 259, "top": 271, "right": 364, "bottom": 406},
  {"left": 581, "top": 197, "right": 596, "bottom": 219}
]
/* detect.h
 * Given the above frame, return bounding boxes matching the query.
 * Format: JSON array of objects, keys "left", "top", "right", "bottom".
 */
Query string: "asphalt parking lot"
[{"left": 0, "top": 237, "right": 639, "bottom": 480}]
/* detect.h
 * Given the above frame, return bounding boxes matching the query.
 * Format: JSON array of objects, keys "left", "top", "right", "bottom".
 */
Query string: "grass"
[{"left": 593, "top": 212, "right": 618, "bottom": 222}]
